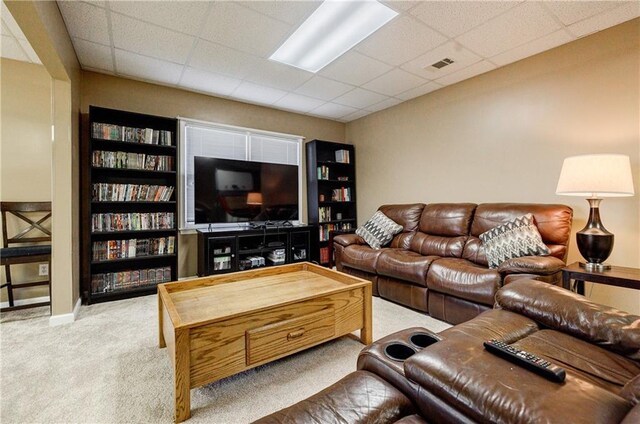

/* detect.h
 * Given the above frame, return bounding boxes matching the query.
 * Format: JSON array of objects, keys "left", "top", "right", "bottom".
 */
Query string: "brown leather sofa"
[
  {"left": 255, "top": 280, "right": 640, "bottom": 424},
  {"left": 334, "top": 203, "right": 573, "bottom": 324}
]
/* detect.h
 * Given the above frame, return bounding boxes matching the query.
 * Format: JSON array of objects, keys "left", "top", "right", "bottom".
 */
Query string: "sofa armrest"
[
  {"left": 333, "top": 233, "right": 365, "bottom": 247},
  {"left": 496, "top": 279, "right": 640, "bottom": 360},
  {"left": 497, "top": 256, "right": 565, "bottom": 276}
]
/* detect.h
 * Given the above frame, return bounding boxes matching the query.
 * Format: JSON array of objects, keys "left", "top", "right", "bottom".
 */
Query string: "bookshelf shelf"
[
  {"left": 306, "top": 140, "right": 357, "bottom": 266},
  {"left": 81, "top": 106, "right": 179, "bottom": 304}
]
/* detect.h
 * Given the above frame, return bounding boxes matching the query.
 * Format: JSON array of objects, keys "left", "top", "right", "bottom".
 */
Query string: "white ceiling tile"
[
  {"left": 82, "top": 66, "right": 114, "bottom": 76},
  {"left": 57, "top": 1, "right": 110, "bottom": 45},
  {"left": 237, "top": 1, "right": 321, "bottom": 25},
  {"left": 17, "top": 39, "right": 41, "bottom": 64},
  {"left": 544, "top": 1, "right": 619, "bottom": 26},
  {"left": 402, "top": 41, "right": 482, "bottom": 79},
  {"left": 342, "top": 109, "right": 372, "bottom": 122},
  {"left": 111, "top": 13, "right": 195, "bottom": 64},
  {"left": 273, "top": 93, "right": 325, "bottom": 113},
  {"left": 245, "top": 60, "right": 313, "bottom": 91},
  {"left": 491, "top": 29, "right": 575, "bottom": 67},
  {"left": 188, "top": 39, "right": 261, "bottom": 79},
  {"left": 333, "top": 88, "right": 388, "bottom": 110},
  {"left": 365, "top": 97, "right": 402, "bottom": 113},
  {"left": 456, "top": 2, "right": 562, "bottom": 58},
  {"left": 435, "top": 60, "right": 496, "bottom": 86},
  {"left": 108, "top": 1, "right": 210, "bottom": 36},
  {"left": 309, "top": 103, "right": 359, "bottom": 120},
  {"left": 1, "top": 2, "right": 26, "bottom": 40},
  {"left": 411, "top": 1, "right": 518, "bottom": 38},
  {"left": 567, "top": 2, "right": 640, "bottom": 38},
  {"left": 396, "top": 81, "right": 442, "bottom": 101},
  {"left": 1, "top": 21, "right": 12, "bottom": 37},
  {"left": 179, "top": 67, "right": 242, "bottom": 97},
  {"left": 0, "top": 35, "right": 29, "bottom": 62},
  {"left": 319, "top": 51, "right": 393, "bottom": 86},
  {"left": 231, "top": 82, "right": 288, "bottom": 106},
  {"left": 114, "top": 49, "right": 183, "bottom": 85},
  {"left": 72, "top": 38, "right": 113, "bottom": 71},
  {"left": 382, "top": 1, "right": 421, "bottom": 13},
  {"left": 83, "top": 1, "right": 106, "bottom": 8},
  {"left": 294, "top": 76, "right": 355, "bottom": 101},
  {"left": 356, "top": 16, "right": 447, "bottom": 66},
  {"left": 200, "top": 2, "right": 292, "bottom": 57},
  {"left": 362, "top": 68, "right": 427, "bottom": 96}
]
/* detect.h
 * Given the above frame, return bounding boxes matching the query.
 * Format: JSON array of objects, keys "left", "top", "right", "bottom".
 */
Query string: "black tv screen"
[{"left": 194, "top": 157, "right": 299, "bottom": 224}]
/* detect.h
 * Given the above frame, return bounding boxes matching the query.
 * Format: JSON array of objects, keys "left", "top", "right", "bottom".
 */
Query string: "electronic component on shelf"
[
  {"left": 483, "top": 339, "right": 566, "bottom": 383},
  {"left": 267, "top": 249, "right": 286, "bottom": 265}
]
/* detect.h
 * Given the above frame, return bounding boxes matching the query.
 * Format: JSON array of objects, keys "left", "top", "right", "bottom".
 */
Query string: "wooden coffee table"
[{"left": 158, "top": 262, "right": 372, "bottom": 422}]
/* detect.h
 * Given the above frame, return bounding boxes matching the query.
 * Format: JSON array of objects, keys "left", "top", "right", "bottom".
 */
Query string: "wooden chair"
[{"left": 0, "top": 202, "right": 52, "bottom": 311}]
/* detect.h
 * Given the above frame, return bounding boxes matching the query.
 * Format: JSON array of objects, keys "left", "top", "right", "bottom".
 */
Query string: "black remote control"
[{"left": 484, "top": 339, "right": 566, "bottom": 383}]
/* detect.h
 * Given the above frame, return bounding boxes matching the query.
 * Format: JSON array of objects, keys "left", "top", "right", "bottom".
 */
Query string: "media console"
[{"left": 197, "top": 225, "right": 319, "bottom": 276}]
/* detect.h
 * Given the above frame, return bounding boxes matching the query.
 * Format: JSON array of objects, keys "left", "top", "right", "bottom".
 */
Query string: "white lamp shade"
[{"left": 556, "top": 154, "right": 635, "bottom": 197}]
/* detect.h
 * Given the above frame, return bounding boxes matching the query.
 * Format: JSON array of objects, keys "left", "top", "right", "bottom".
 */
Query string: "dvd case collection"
[
  {"left": 331, "top": 187, "right": 352, "bottom": 202},
  {"left": 319, "top": 222, "right": 353, "bottom": 242},
  {"left": 92, "top": 150, "right": 174, "bottom": 171},
  {"left": 91, "top": 122, "right": 173, "bottom": 146},
  {"left": 92, "top": 236, "right": 175, "bottom": 261},
  {"left": 91, "top": 212, "right": 174, "bottom": 232},
  {"left": 91, "top": 266, "right": 172, "bottom": 294},
  {"left": 334, "top": 149, "right": 350, "bottom": 163},
  {"left": 92, "top": 183, "right": 174, "bottom": 202},
  {"left": 319, "top": 206, "right": 332, "bottom": 223}
]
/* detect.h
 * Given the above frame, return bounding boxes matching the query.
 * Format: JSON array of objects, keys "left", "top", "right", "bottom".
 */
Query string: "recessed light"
[{"left": 270, "top": 0, "right": 398, "bottom": 73}]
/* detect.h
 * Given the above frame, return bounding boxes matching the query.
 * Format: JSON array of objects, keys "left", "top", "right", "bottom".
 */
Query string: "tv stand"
[{"left": 197, "top": 225, "right": 319, "bottom": 276}]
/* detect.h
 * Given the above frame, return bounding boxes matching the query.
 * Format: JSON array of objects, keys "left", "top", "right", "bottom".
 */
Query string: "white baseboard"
[
  {"left": 49, "top": 297, "right": 81, "bottom": 326},
  {"left": 0, "top": 295, "right": 50, "bottom": 309}
]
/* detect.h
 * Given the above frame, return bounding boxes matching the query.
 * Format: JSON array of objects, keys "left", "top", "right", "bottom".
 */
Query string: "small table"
[
  {"left": 158, "top": 262, "right": 372, "bottom": 422},
  {"left": 562, "top": 262, "right": 640, "bottom": 295}
]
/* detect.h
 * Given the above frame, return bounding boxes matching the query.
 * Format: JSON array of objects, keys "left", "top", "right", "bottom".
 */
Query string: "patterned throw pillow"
[
  {"left": 479, "top": 214, "right": 550, "bottom": 269},
  {"left": 356, "top": 211, "right": 403, "bottom": 250}
]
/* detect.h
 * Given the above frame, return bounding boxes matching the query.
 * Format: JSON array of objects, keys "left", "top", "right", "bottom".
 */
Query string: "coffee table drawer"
[{"left": 246, "top": 308, "right": 335, "bottom": 366}]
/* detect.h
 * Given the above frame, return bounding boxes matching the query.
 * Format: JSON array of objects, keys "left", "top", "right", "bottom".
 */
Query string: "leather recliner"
[
  {"left": 254, "top": 280, "right": 640, "bottom": 424},
  {"left": 334, "top": 203, "right": 573, "bottom": 324}
]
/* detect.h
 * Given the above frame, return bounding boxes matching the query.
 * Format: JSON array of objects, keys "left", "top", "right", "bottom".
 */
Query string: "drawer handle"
[{"left": 287, "top": 329, "right": 305, "bottom": 340}]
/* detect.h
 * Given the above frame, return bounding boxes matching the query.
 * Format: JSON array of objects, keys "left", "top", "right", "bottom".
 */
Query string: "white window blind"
[{"left": 178, "top": 119, "right": 302, "bottom": 230}]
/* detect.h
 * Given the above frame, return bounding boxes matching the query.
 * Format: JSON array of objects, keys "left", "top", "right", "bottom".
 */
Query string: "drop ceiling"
[
  {"left": 1, "top": 1, "right": 41, "bottom": 64},
  {"left": 48, "top": 1, "right": 640, "bottom": 122}
]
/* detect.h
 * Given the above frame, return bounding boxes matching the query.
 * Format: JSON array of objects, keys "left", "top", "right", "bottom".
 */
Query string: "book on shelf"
[
  {"left": 92, "top": 183, "right": 174, "bottom": 202},
  {"left": 92, "top": 150, "right": 174, "bottom": 171},
  {"left": 92, "top": 122, "right": 172, "bottom": 146},
  {"left": 318, "top": 206, "right": 332, "bottom": 223},
  {"left": 331, "top": 187, "right": 352, "bottom": 202},
  {"left": 91, "top": 266, "right": 172, "bottom": 294},
  {"left": 335, "top": 149, "right": 350, "bottom": 163},
  {"left": 317, "top": 165, "right": 330, "bottom": 180},
  {"left": 320, "top": 247, "right": 330, "bottom": 264},
  {"left": 91, "top": 212, "right": 174, "bottom": 232},
  {"left": 319, "top": 222, "right": 353, "bottom": 242},
  {"left": 92, "top": 236, "right": 176, "bottom": 261}
]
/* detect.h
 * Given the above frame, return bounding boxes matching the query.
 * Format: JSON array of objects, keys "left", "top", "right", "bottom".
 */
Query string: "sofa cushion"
[
  {"left": 426, "top": 258, "right": 501, "bottom": 305},
  {"left": 356, "top": 211, "right": 403, "bottom": 250},
  {"left": 409, "top": 233, "right": 467, "bottom": 258},
  {"left": 253, "top": 370, "right": 416, "bottom": 424},
  {"left": 471, "top": 203, "right": 573, "bottom": 261},
  {"left": 461, "top": 236, "right": 488, "bottom": 266},
  {"left": 404, "top": 337, "right": 633, "bottom": 424},
  {"left": 378, "top": 203, "right": 425, "bottom": 233},
  {"left": 377, "top": 249, "right": 439, "bottom": 286},
  {"left": 479, "top": 213, "right": 550, "bottom": 268},
  {"left": 418, "top": 203, "right": 476, "bottom": 236},
  {"left": 339, "top": 245, "right": 384, "bottom": 273},
  {"left": 514, "top": 329, "right": 640, "bottom": 393}
]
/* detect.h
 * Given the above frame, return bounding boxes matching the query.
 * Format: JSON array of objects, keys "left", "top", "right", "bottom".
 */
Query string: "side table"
[{"left": 562, "top": 262, "right": 640, "bottom": 296}]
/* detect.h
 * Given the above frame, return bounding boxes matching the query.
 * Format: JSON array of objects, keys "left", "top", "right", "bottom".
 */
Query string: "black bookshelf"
[
  {"left": 81, "top": 106, "right": 179, "bottom": 304},
  {"left": 306, "top": 140, "right": 357, "bottom": 266}
]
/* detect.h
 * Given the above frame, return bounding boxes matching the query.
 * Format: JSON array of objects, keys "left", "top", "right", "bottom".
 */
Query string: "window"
[{"left": 178, "top": 118, "right": 303, "bottom": 230}]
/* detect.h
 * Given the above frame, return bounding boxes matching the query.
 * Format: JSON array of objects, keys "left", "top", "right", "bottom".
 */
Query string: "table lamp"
[{"left": 556, "top": 154, "right": 635, "bottom": 271}]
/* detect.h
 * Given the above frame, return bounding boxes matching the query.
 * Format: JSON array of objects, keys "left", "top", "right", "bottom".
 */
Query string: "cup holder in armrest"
[
  {"left": 409, "top": 332, "right": 440, "bottom": 349},
  {"left": 384, "top": 343, "right": 417, "bottom": 362}
]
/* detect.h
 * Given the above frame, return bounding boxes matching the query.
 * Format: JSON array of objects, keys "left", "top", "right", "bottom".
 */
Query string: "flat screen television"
[{"left": 194, "top": 157, "right": 299, "bottom": 225}]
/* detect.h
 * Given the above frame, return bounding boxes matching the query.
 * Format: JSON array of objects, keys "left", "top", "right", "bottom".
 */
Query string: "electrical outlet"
[{"left": 39, "top": 263, "right": 49, "bottom": 276}]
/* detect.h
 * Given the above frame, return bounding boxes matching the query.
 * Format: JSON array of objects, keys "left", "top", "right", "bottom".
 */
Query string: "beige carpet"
[{"left": 0, "top": 295, "right": 450, "bottom": 423}]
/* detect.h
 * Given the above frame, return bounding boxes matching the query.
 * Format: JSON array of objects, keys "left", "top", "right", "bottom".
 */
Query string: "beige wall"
[
  {"left": 81, "top": 72, "right": 346, "bottom": 277},
  {"left": 6, "top": 0, "right": 82, "bottom": 316},
  {"left": 0, "top": 58, "right": 52, "bottom": 302},
  {"left": 346, "top": 20, "right": 640, "bottom": 314}
]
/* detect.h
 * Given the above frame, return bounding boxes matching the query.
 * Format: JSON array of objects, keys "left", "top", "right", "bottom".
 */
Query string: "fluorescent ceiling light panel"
[{"left": 270, "top": 0, "right": 398, "bottom": 73}]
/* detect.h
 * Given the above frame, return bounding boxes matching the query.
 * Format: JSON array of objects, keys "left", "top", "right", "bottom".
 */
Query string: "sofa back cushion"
[
  {"left": 378, "top": 203, "right": 425, "bottom": 248},
  {"left": 497, "top": 279, "right": 640, "bottom": 361},
  {"left": 410, "top": 203, "right": 476, "bottom": 257},
  {"left": 468, "top": 203, "right": 573, "bottom": 261}
]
